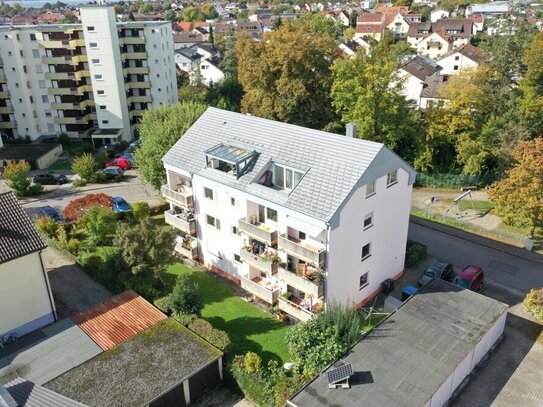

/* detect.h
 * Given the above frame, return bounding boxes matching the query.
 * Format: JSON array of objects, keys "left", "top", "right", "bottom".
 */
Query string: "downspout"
[
  {"left": 324, "top": 221, "right": 331, "bottom": 312},
  {"left": 38, "top": 251, "right": 57, "bottom": 322}
]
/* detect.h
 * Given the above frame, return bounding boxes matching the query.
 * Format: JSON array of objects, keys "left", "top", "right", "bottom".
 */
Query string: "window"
[
  {"left": 361, "top": 243, "right": 371, "bottom": 261},
  {"left": 47, "top": 123, "right": 54, "bottom": 132},
  {"left": 11, "top": 67, "right": 15, "bottom": 72},
  {"left": 87, "top": 26, "right": 95, "bottom": 32},
  {"left": 97, "top": 90, "right": 105, "bottom": 95},
  {"left": 273, "top": 164, "right": 304, "bottom": 190},
  {"left": 35, "top": 65, "right": 43, "bottom": 74},
  {"left": 22, "top": 113, "right": 26, "bottom": 118},
  {"left": 23, "top": 65, "right": 27, "bottom": 73},
  {"left": 206, "top": 215, "right": 220, "bottom": 230},
  {"left": 359, "top": 272, "right": 369, "bottom": 289},
  {"left": 363, "top": 213, "right": 373, "bottom": 230},
  {"left": 29, "top": 33, "right": 36, "bottom": 41},
  {"left": 99, "top": 105, "right": 106, "bottom": 110},
  {"left": 15, "top": 83, "right": 19, "bottom": 88},
  {"left": 32, "top": 49, "right": 40, "bottom": 58},
  {"left": 89, "top": 42, "right": 98, "bottom": 49},
  {"left": 19, "top": 50, "right": 24, "bottom": 57},
  {"left": 38, "top": 80, "right": 46, "bottom": 89},
  {"left": 386, "top": 170, "right": 398, "bottom": 186},
  {"left": 29, "top": 96, "right": 33, "bottom": 103},
  {"left": 232, "top": 225, "right": 241, "bottom": 236},
  {"left": 204, "top": 187, "right": 214, "bottom": 200},
  {"left": 45, "top": 110, "right": 52, "bottom": 117},
  {"left": 455, "top": 55, "right": 460, "bottom": 61},
  {"left": 230, "top": 197, "right": 237, "bottom": 207},
  {"left": 41, "top": 95, "right": 49, "bottom": 103},
  {"left": 102, "top": 120, "right": 109, "bottom": 124},
  {"left": 453, "top": 65, "right": 459, "bottom": 71},
  {"left": 366, "top": 180, "right": 375, "bottom": 197},
  {"left": 266, "top": 207, "right": 278, "bottom": 222},
  {"left": 94, "top": 74, "right": 103, "bottom": 80},
  {"left": 234, "top": 254, "right": 242, "bottom": 263},
  {"left": 7, "top": 51, "right": 12, "bottom": 56},
  {"left": 91, "top": 58, "right": 100, "bottom": 65}
]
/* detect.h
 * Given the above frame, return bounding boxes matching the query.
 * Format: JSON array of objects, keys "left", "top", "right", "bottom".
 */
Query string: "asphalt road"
[
  {"left": 19, "top": 170, "right": 161, "bottom": 219},
  {"left": 408, "top": 221, "right": 543, "bottom": 293}
]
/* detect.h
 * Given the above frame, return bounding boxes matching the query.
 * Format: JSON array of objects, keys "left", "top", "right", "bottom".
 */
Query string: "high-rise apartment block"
[{"left": 0, "top": 5, "right": 177, "bottom": 144}]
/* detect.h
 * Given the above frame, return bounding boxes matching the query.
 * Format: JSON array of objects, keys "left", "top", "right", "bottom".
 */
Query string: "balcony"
[
  {"left": 126, "top": 82, "right": 151, "bottom": 89},
  {"left": 128, "top": 95, "right": 152, "bottom": 104},
  {"left": 161, "top": 185, "right": 193, "bottom": 208},
  {"left": 240, "top": 247, "right": 279, "bottom": 274},
  {"left": 124, "top": 67, "right": 149, "bottom": 75},
  {"left": 42, "top": 56, "right": 72, "bottom": 65},
  {"left": 72, "top": 54, "right": 88, "bottom": 64},
  {"left": 0, "top": 121, "right": 16, "bottom": 129},
  {"left": 54, "top": 116, "right": 86, "bottom": 125},
  {"left": 120, "top": 37, "right": 145, "bottom": 45},
  {"left": 240, "top": 276, "right": 280, "bottom": 304},
  {"left": 39, "top": 39, "right": 68, "bottom": 48},
  {"left": 129, "top": 109, "right": 144, "bottom": 118},
  {"left": 68, "top": 39, "right": 86, "bottom": 48},
  {"left": 278, "top": 234, "right": 326, "bottom": 266},
  {"left": 164, "top": 209, "right": 196, "bottom": 234},
  {"left": 77, "top": 84, "right": 93, "bottom": 94},
  {"left": 123, "top": 52, "right": 147, "bottom": 59},
  {"left": 0, "top": 74, "right": 6, "bottom": 83},
  {"left": 51, "top": 102, "right": 80, "bottom": 110},
  {"left": 278, "top": 297, "right": 314, "bottom": 322},
  {"left": 75, "top": 70, "right": 90, "bottom": 80},
  {"left": 174, "top": 236, "right": 198, "bottom": 260},
  {"left": 80, "top": 99, "right": 95, "bottom": 109},
  {"left": 45, "top": 72, "right": 75, "bottom": 80},
  {"left": 48, "top": 87, "right": 77, "bottom": 96},
  {"left": 0, "top": 106, "right": 13, "bottom": 114},
  {"left": 278, "top": 267, "right": 323, "bottom": 299},
  {"left": 238, "top": 218, "right": 278, "bottom": 246},
  {"left": 0, "top": 91, "right": 10, "bottom": 98}
]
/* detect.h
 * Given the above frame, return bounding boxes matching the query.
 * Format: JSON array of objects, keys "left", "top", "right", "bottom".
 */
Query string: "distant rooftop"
[
  {"left": 290, "top": 279, "right": 508, "bottom": 407},
  {"left": 3, "top": 378, "right": 88, "bottom": 407},
  {"left": 45, "top": 319, "right": 222, "bottom": 407}
]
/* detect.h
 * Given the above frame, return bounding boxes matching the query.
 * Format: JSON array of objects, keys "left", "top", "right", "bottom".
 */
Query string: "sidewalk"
[{"left": 411, "top": 216, "right": 543, "bottom": 265}]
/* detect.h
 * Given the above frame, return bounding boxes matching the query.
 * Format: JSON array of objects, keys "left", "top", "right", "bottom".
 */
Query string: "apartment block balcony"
[
  {"left": 75, "top": 70, "right": 90, "bottom": 80},
  {"left": 39, "top": 39, "right": 69, "bottom": 48},
  {"left": 278, "top": 297, "right": 314, "bottom": 322},
  {"left": 0, "top": 74, "right": 6, "bottom": 83},
  {"left": 238, "top": 218, "right": 278, "bottom": 246},
  {"left": 126, "top": 82, "right": 151, "bottom": 90},
  {"left": 129, "top": 109, "right": 145, "bottom": 118},
  {"left": 128, "top": 95, "right": 152, "bottom": 104},
  {"left": 80, "top": 99, "right": 95, "bottom": 109},
  {"left": 278, "top": 267, "right": 323, "bottom": 299},
  {"left": 45, "top": 72, "right": 75, "bottom": 81},
  {"left": 123, "top": 52, "right": 147, "bottom": 59},
  {"left": 0, "top": 121, "right": 16, "bottom": 129},
  {"left": 48, "top": 87, "right": 77, "bottom": 96},
  {"left": 42, "top": 56, "right": 71, "bottom": 65},
  {"left": 0, "top": 106, "right": 13, "bottom": 114},
  {"left": 71, "top": 54, "right": 88, "bottom": 64},
  {"left": 240, "top": 276, "right": 280, "bottom": 304},
  {"left": 240, "top": 247, "right": 278, "bottom": 274},
  {"left": 124, "top": 67, "right": 149, "bottom": 75},
  {"left": 0, "top": 91, "right": 10, "bottom": 98},
  {"left": 278, "top": 234, "right": 326, "bottom": 266},
  {"left": 77, "top": 84, "right": 93, "bottom": 94},
  {"left": 51, "top": 102, "right": 80, "bottom": 110},
  {"left": 120, "top": 37, "right": 145, "bottom": 45},
  {"left": 68, "top": 38, "right": 86, "bottom": 48},
  {"left": 161, "top": 184, "right": 193, "bottom": 208},
  {"left": 54, "top": 116, "right": 87, "bottom": 125},
  {"left": 164, "top": 209, "right": 196, "bottom": 234},
  {"left": 174, "top": 236, "right": 198, "bottom": 260}
]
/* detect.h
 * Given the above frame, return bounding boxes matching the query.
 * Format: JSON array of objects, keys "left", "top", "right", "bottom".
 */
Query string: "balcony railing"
[
  {"left": 161, "top": 185, "right": 193, "bottom": 208},
  {"left": 278, "top": 297, "right": 313, "bottom": 322},
  {"left": 175, "top": 242, "right": 198, "bottom": 259},
  {"left": 0, "top": 74, "right": 6, "bottom": 82},
  {"left": 164, "top": 210, "right": 196, "bottom": 234},
  {"left": 278, "top": 267, "right": 323, "bottom": 299},
  {"left": 240, "top": 247, "right": 278, "bottom": 274},
  {"left": 278, "top": 234, "right": 326, "bottom": 266},
  {"left": 240, "top": 276, "right": 279, "bottom": 304},
  {"left": 0, "top": 106, "right": 13, "bottom": 114},
  {"left": 238, "top": 218, "right": 278, "bottom": 245}
]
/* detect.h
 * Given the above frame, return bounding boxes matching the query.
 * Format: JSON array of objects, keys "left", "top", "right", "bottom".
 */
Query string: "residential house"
[
  {"left": 419, "top": 74, "right": 450, "bottom": 109},
  {"left": 198, "top": 57, "right": 225, "bottom": 86},
  {"left": 175, "top": 43, "right": 225, "bottom": 86},
  {"left": 468, "top": 14, "right": 485, "bottom": 33},
  {"left": 0, "top": 191, "right": 57, "bottom": 339},
  {"left": 407, "top": 19, "right": 473, "bottom": 59},
  {"left": 324, "top": 10, "right": 350, "bottom": 26},
  {"left": 437, "top": 43, "right": 488, "bottom": 75},
  {"left": 162, "top": 108, "right": 416, "bottom": 321},
  {"left": 339, "top": 37, "right": 373, "bottom": 57},
  {"left": 386, "top": 13, "right": 411, "bottom": 39},
  {"left": 173, "top": 31, "right": 205, "bottom": 50},
  {"left": 431, "top": 9, "right": 450, "bottom": 22},
  {"left": 465, "top": 1, "right": 511, "bottom": 18},
  {"left": 355, "top": 13, "right": 386, "bottom": 41},
  {"left": 174, "top": 47, "right": 201, "bottom": 74},
  {"left": 398, "top": 56, "right": 441, "bottom": 108}
]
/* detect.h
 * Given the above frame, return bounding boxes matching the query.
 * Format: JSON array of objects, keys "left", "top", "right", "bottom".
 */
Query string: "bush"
[
  {"left": 3, "top": 161, "right": 32, "bottom": 196},
  {"left": 405, "top": 240, "right": 427, "bottom": 268},
  {"left": 243, "top": 351, "right": 262, "bottom": 373},
  {"left": 73, "top": 179, "right": 87, "bottom": 187},
  {"left": 72, "top": 153, "right": 96, "bottom": 183},
  {"left": 58, "top": 132, "right": 70, "bottom": 146},
  {"left": 67, "top": 238, "right": 81, "bottom": 255},
  {"left": 80, "top": 255, "right": 104, "bottom": 273},
  {"left": 523, "top": 288, "right": 543, "bottom": 322},
  {"left": 154, "top": 296, "right": 171, "bottom": 314},
  {"left": 63, "top": 193, "right": 113, "bottom": 221},
  {"left": 172, "top": 312, "right": 198, "bottom": 326},
  {"left": 188, "top": 318, "right": 213, "bottom": 337},
  {"left": 28, "top": 183, "right": 44, "bottom": 196},
  {"left": 79, "top": 207, "right": 117, "bottom": 245},
  {"left": 168, "top": 275, "right": 204, "bottom": 316},
  {"left": 204, "top": 328, "right": 230, "bottom": 351},
  {"left": 94, "top": 151, "right": 108, "bottom": 169},
  {"left": 131, "top": 201, "right": 150, "bottom": 221},
  {"left": 231, "top": 356, "right": 273, "bottom": 407},
  {"left": 36, "top": 216, "right": 60, "bottom": 238}
]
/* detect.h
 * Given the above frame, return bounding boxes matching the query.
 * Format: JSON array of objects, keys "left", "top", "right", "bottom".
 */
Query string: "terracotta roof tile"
[{"left": 72, "top": 290, "right": 166, "bottom": 350}]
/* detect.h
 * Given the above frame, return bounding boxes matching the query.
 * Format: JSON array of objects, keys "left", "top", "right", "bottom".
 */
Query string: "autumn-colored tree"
[
  {"left": 488, "top": 138, "right": 543, "bottom": 236},
  {"left": 3, "top": 161, "right": 32, "bottom": 196},
  {"left": 520, "top": 32, "right": 543, "bottom": 136},
  {"left": 134, "top": 102, "right": 207, "bottom": 190},
  {"left": 63, "top": 193, "right": 113, "bottom": 221},
  {"left": 236, "top": 15, "right": 339, "bottom": 130}
]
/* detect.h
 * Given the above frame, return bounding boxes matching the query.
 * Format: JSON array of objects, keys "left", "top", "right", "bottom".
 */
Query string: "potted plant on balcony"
[
  {"left": 261, "top": 250, "right": 280, "bottom": 264},
  {"left": 281, "top": 291, "right": 293, "bottom": 301}
]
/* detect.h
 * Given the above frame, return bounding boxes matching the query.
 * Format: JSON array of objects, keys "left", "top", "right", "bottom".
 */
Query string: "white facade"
[
  {"left": 0, "top": 5, "right": 177, "bottom": 143},
  {"left": 198, "top": 59, "right": 225, "bottom": 86},
  {"left": 386, "top": 14, "right": 410, "bottom": 39},
  {"left": 437, "top": 51, "right": 479, "bottom": 75},
  {"left": 0, "top": 252, "right": 56, "bottom": 338},
  {"left": 398, "top": 69, "right": 426, "bottom": 108},
  {"left": 431, "top": 9, "right": 450, "bottom": 22}
]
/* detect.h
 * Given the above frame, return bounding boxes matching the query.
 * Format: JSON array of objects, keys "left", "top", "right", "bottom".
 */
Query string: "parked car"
[
  {"left": 98, "top": 166, "right": 124, "bottom": 180},
  {"left": 32, "top": 172, "right": 68, "bottom": 185},
  {"left": 418, "top": 261, "right": 455, "bottom": 286},
  {"left": 38, "top": 206, "right": 64, "bottom": 224},
  {"left": 129, "top": 139, "right": 142, "bottom": 149},
  {"left": 120, "top": 153, "right": 134, "bottom": 163},
  {"left": 105, "top": 157, "right": 132, "bottom": 170},
  {"left": 112, "top": 196, "right": 132, "bottom": 214},
  {"left": 453, "top": 265, "right": 484, "bottom": 292}
]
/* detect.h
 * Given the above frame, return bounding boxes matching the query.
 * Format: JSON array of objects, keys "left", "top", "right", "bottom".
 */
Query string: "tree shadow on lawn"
[{"left": 206, "top": 315, "right": 290, "bottom": 364}]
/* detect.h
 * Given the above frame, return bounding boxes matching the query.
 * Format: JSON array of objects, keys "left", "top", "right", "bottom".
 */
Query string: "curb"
[{"left": 410, "top": 216, "right": 543, "bottom": 265}]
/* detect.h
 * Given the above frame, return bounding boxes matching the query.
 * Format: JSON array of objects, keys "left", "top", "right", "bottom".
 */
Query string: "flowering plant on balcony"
[{"left": 260, "top": 250, "right": 281, "bottom": 264}]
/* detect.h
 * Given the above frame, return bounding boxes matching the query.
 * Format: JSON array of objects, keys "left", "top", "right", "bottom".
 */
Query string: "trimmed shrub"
[
  {"left": 168, "top": 275, "right": 204, "bottom": 316},
  {"left": 523, "top": 288, "right": 543, "bottom": 322},
  {"left": 36, "top": 216, "right": 60, "bottom": 238},
  {"left": 405, "top": 240, "right": 427, "bottom": 268},
  {"left": 188, "top": 318, "right": 213, "bottom": 337},
  {"left": 243, "top": 351, "right": 262, "bottom": 373},
  {"left": 131, "top": 201, "right": 150, "bottom": 221},
  {"left": 58, "top": 132, "right": 70, "bottom": 146},
  {"left": 172, "top": 312, "right": 198, "bottom": 326},
  {"left": 205, "top": 328, "right": 230, "bottom": 351},
  {"left": 154, "top": 296, "right": 171, "bottom": 314}
]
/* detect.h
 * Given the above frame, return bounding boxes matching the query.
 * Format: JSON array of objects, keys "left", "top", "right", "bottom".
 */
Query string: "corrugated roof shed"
[
  {"left": 72, "top": 290, "right": 167, "bottom": 351},
  {"left": 0, "top": 191, "right": 47, "bottom": 265},
  {"left": 4, "top": 378, "right": 88, "bottom": 407}
]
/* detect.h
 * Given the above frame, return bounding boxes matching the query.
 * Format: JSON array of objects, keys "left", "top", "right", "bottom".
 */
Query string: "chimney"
[{"left": 346, "top": 123, "right": 357, "bottom": 138}]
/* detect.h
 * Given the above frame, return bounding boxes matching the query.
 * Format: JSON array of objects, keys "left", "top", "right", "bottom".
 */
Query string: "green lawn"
[
  {"left": 48, "top": 161, "right": 72, "bottom": 170},
  {"left": 166, "top": 263, "right": 291, "bottom": 363}
]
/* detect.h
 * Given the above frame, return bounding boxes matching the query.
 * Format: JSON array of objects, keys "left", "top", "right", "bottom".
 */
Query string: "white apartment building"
[
  {"left": 162, "top": 108, "right": 416, "bottom": 322},
  {"left": 0, "top": 5, "right": 177, "bottom": 144}
]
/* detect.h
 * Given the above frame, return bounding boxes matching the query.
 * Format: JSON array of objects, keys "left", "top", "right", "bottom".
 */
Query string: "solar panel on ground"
[{"left": 327, "top": 363, "right": 354, "bottom": 384}]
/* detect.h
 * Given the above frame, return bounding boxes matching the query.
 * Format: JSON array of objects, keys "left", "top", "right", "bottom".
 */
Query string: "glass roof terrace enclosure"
[{"left": 205, "top": 143, "right": 258, "bottom": 179}]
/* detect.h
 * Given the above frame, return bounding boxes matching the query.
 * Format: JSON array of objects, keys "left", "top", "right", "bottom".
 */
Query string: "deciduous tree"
[
  {"left": 488, "top": 138, "right": 543, "bottom": 236},
  {"left": 519, "top": 32, "right": 543, "bottom": 136},
  {"left": 80, "top": 207, "right": 117, "bottom": 245},
  {"left": 3, "top": 161, "right": 31, "bottom": 196},
  {"left": 71, "top": 153, "right": 96, "bottom": 184},
  {"left": 134, "top": 102, "right": 206, "bottom": 189}
]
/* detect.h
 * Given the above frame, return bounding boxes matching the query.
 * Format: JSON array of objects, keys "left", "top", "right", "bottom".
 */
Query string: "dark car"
[
  {"left": 453, "top": 265, "right": 484, "bottom": 292},
  {"left": 38, "top": 206, "right": 64, "bottom": 223},
  {"left": 418, "top": 261, "right": 455, "bottom": 286},
  {"left": 97, "top": 166, "right": 124, "bottom": 180},
  {"left": 105, "top": 157, "right": 132, "bottom": 170},
  {"left": 32, "top": 172, "right": 68, "bottom": 185}
]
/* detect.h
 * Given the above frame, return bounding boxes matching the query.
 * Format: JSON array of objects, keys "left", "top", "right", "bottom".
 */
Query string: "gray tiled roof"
[
  {"left": 4, "top": 378, "right": 88, "bottom": 407},
  {"left": 0, "top": 192, "right": 46, "bottom": 264},
  {"left": 163, "top": 108, "right": 386, "bottom": 222}
]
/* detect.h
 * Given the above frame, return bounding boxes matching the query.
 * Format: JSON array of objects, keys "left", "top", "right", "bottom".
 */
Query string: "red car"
[
  {"left": 453, "top": 265, "right": 484, "bottom": 292},
  {"left": 105, "top": 157, "right": 132, "bottom": 170}
]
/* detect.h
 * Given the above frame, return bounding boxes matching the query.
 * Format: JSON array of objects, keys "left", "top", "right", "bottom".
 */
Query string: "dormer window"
[
  {"left": 257, "top": 162, "right": 305, "bottom": 191},
  {"left": 205, "top": 143, "right": 257, "bottom": 179}
]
